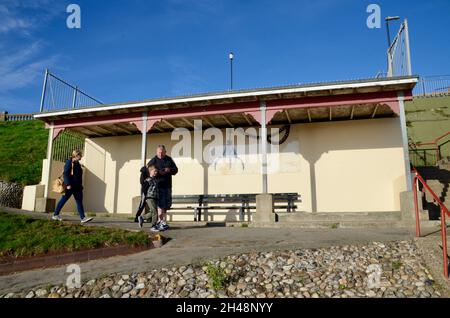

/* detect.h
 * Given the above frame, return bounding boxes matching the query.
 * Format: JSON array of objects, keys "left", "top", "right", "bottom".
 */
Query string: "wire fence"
[
  {"left": 409, "top": 149, "right": 438, "bottom": 167},
  {"left": 52, "top": 130, "right": 86, "bottom": 162},
  {"left": 413, "top": 75, "right": 450, "bottom": 96},
  {"left": 387, "top": 20, "right": 412, "bottom": 77},
  {"left": 40, "top": 70, "right": 103, "bottom": 112}
]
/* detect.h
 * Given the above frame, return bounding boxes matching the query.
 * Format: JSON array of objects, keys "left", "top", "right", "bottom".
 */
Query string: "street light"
[
  {"left": 385, "top": 16, "right": 400, "bottom": 48},
  {"left": 229, "top": 52, "right": 234, "bottom": 90}
]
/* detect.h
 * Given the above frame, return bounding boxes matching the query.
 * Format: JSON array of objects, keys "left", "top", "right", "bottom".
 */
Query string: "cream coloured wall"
[
  {"left": 293, "top": 118, "right": 407, "bottom": 212},
  {"left": 46, "top": 159, "right": 78, "bottom": 213},
  {"left": 80, "top": 117, "right": 407, "bottom": 216}
]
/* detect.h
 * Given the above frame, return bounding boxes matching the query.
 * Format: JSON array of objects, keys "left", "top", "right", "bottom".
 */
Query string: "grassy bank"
[
  {"left": 0, "top": 212, "right": 149, "bottom": 258},
  {"left": 0, "top": 121, "right": 48, "bottom": 185}
]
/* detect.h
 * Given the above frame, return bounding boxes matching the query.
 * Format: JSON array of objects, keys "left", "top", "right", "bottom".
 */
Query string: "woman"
[{"left": 52, "top": 149, "right": 93, "bottom": 224}]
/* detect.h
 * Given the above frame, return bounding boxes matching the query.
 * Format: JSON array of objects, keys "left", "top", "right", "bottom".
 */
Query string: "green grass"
[
  {"left": 0, "top": 121, "right": 48, "bottom": 185},
  {"left": 391, "top": 261, "right": 403, "bottom": 270},
  {"left": 205, "top": 263, "right": 228, "bottom": 290},
  {"left": 0, "top": 212, "right": 149, "bottom": 258}
]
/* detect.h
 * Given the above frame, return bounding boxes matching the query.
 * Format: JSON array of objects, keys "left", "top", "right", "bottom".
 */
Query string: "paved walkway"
[{"left": 0, "top": 207, "right": 430, "bottom": 294}]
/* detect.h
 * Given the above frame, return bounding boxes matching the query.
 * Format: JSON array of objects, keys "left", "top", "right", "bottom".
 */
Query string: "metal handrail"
[
  {"left": 412, "top": 131, "right": 450, "bottom": 162},
  {"left": 412, "top": 167, "right": 449, "bottom": 278}
]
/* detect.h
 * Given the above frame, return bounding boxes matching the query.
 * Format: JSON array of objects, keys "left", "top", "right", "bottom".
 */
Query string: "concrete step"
[
  {"left": 252, "top": 218, "right": 442, "bottom": 230},
  {"left": 423, "top": 180, "right": 449, "bottom": 210},
  {"left": 277, "top": 211, "right": 402, "bottom": 222},
  {"left": 251, "top": 220, "right": 409, "bottom": 229},
  {"left": 416, "top": 166, "right": 450, "bottom": 181}
]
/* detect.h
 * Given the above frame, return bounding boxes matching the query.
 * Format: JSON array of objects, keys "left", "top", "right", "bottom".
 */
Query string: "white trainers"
[
  {"left": 150, "top": 226, "right": 160, "bottom": 232},
  {"left": 52, "top": 215, "right": 62, "bottom": 221},
  {"left": 80, "top": 217, "right": 93, "bottom": 224},
  {"left": 160, "top": 221, "right": 169, "bottom": 230}
]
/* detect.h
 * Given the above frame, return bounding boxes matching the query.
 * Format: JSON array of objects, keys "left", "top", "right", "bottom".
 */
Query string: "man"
[{"left": 147, "top": 145, "right": 178, "bottom": 230}]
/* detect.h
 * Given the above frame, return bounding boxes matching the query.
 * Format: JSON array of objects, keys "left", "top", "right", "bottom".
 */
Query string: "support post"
[
  {"left": 39, "top": 69, "right": 49, "bottom": 112},
  {"left": 44, "top": 123, "right": 55, "bottom": 197},
  {"left": 141, "top": 112, "right": 148, "bottom": 167},
  {"left": 397, "top": 92, "right": 412, "bottom": 191},
  {"left": 441, "top": 207, "right": 448, "bottom": 279},
  {"left": 404, "top": 19, "right": 413, "bottom": 76},
  {"left": 413, "top": 176, "right": 421, "bottom": 237},
  {"left": 260, "top": 101, "right": 268, "bottom": 194},
  {"left": 72, "top": 86, "right": 78, "bottom": 109},
  {"left": 387, "top": 50, "right": 394, "bottom": 77}
]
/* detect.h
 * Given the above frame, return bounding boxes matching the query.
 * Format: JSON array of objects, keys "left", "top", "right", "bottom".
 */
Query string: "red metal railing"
[
  {"left": 413, "top": 131, "right": 450, "bottom": 163},
  {"left": 412, "top": 167, "right": 449, "bottom": 278}
]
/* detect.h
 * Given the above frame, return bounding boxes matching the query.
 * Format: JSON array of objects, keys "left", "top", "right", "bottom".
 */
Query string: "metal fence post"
[
  {"left": 72, "top": 86, "right": 78, "bottom": 109},
  {"left": 39, "top": 69, "right": 49, "bottom": 112},
  {"left": 387, "top": 50, "right": 393, "bottom": 77},
  {"left": 404, "top": 19, "right": 413, "bottom": 76}
]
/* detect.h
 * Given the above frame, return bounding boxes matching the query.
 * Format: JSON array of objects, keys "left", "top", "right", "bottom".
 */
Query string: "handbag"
[{"left": 52, "top": 172, "right": 66, "bottom": 194}]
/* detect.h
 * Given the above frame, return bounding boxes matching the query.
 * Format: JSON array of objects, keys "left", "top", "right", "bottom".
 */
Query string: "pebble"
[
  {"left": 35, "top": 289, "right": 48, "bottom": 297},
  {"left": 4, "top": 241, "right": 442, "bottom": 299}
]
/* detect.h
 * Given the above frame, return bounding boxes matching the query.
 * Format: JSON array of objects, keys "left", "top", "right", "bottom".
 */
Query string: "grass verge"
[{"left": 0, "top": 211, "right": 149, "bottom": 258}]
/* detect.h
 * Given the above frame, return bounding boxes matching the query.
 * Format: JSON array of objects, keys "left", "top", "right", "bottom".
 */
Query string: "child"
[
  {"left": 134, "top": 165, "right": 149, "bottom": 222},
  {"left": 138, "top": 165, "right": 160, "bottom": 232}
]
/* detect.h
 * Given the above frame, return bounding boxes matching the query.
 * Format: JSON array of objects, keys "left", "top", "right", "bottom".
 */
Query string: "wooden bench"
[{"left": 170, "top": 193, "right": 300, "bottom": 222}]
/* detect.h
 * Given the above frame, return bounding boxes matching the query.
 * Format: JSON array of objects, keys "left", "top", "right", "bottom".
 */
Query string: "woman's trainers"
[
  {"left": 150, "top": 226, "right": 160, "bottom": 232},
  {"left": 80, "top": 217, "right": 93, "bottom": 224},
  {"left": 52, "top": 215, "right": 62, "bottom": 221}
]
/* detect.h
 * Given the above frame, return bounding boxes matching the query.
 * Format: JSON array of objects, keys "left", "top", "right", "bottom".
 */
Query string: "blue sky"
[{"left": 1, "top": 0, "right": 450, "bottom": 113}]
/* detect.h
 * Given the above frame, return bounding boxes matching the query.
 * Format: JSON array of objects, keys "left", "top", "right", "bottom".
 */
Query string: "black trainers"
[
  {"left": 160, "top": 221, "right": 169, "bottom": 230},
  {"left": 156, "top": 222, "right": 166, "bottom": 231}
]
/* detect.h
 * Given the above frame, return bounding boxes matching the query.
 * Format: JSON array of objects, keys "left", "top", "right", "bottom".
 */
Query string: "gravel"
[{"left": 1, "top": 241, "right": 443, "bottom": 298}]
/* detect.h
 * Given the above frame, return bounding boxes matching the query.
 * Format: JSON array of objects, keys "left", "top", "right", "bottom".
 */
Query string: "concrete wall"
[{"left": 77, "top": 117, "right": 407, "bottom": 217}]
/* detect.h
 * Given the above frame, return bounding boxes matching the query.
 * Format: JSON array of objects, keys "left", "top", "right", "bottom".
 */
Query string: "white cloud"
[
  {"left": 0, "top": 1, "right": 61, "bottom": 96},
  {"left": 0, "top": 44, "right": 57, "bottom": 91},
  {"left": 0, "top": 0, "right": 64, "bottom": 35}
]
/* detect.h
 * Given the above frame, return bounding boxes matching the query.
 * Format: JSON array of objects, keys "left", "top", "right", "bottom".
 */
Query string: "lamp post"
[
  {"left": 229, "top": 52, "right": 234, "bottom": 90},
  {"left": 385, "top": 16, "right": 400, "bottom": 48}
]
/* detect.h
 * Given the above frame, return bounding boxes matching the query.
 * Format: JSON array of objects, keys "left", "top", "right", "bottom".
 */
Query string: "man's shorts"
[{"left": 157, "top": 188, "right": 172, "bottom": 210}]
